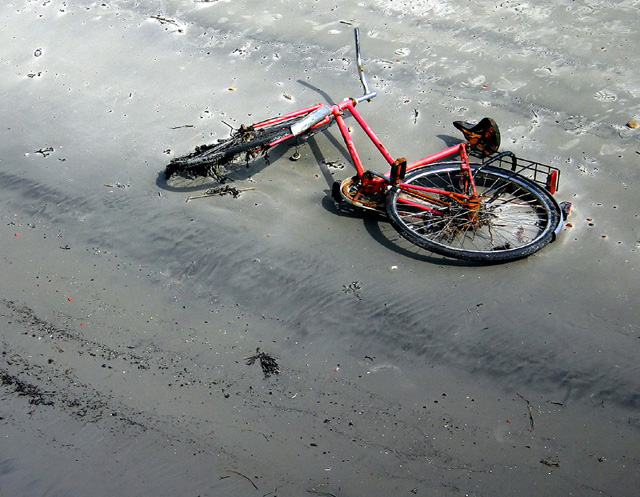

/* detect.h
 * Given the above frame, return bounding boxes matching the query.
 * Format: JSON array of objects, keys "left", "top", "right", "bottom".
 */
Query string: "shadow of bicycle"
[{"left": 318, "top": 195, "right": 481, "bottom": 267}]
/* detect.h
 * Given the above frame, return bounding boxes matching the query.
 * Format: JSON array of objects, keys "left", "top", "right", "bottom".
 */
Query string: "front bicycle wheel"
[
  {"left": 385, "top": 163, "right": 561, "bottom": 262},
  {"left": 165, "top": 112, "right": 329, "bottom": 180}
]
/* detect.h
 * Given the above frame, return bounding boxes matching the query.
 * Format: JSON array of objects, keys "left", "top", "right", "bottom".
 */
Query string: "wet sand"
[{"left": 1, "top": 1, "right": 639, "bottom": 495}]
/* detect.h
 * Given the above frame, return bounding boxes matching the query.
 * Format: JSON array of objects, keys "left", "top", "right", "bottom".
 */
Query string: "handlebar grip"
[
  {"left": 290, "top": 105, "right": 331, "bottom": 136},
  {"left": 354, "top": 91, "right": 378, "bottom": 104}
]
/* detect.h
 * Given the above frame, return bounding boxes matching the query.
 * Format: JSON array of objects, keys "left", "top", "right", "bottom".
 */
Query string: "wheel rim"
[{"left": 388, "top": 165, "right": 559, "bottom": 258}]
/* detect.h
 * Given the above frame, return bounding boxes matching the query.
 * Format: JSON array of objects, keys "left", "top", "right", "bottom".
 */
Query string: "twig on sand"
[
  {"left": 186, "top": 186, "right": 255, "bottom": 202},
  {"left": 223, "top": 469, "right": 259, "bottom": 490},
  {"left": 150, "top": 15, "right": 178, "bottom": 27},
  {"left": 517, "top": 393, "right": 535, "bottom": 430}
]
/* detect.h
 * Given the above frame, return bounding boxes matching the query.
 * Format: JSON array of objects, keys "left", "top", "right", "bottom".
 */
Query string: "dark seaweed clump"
[
  {"left": 245, "top": 348, "right": 280, "bottom": 378},
  {"left": 1, "top": 369, "right": 54, "bottom": 406}
]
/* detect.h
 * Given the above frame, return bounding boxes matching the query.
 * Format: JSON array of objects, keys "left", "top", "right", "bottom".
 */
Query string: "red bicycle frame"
[
  {"left": 250, "top": 95, "right": 480, "bottom": 213},
  {"left": 255, "top": 99, "right": 472, "bottom": 177}
]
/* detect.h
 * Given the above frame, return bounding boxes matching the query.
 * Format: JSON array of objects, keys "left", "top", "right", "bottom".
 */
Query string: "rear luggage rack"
[{"left": 479, "top": 151, "right": 561, "bottom": 194}]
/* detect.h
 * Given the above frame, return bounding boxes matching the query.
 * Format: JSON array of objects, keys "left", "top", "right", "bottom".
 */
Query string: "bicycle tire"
[
  {"left": 165, "top": 112, "right": 327, "bottom": 180},
  {"left": 385, "top": 162, "right": 561, "bottom": 262}
]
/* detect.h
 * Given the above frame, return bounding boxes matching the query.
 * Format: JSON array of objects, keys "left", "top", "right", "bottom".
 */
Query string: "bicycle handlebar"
[
  {"left": 354, "top": 90, "right": 378, "bottom": 104},
  {"left": 353, "top": 28, "right": 377, "bottom": 103},
  {"left": 290, "top": 28, "right": 377, "bottom": 135}
]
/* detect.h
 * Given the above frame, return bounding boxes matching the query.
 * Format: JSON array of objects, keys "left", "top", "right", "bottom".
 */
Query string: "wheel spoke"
[{"left": 386, "top": 163, "right": 560, "bottom": 261}]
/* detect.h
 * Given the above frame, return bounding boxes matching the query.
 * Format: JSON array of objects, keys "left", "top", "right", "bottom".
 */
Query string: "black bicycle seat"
[{"left": 453, "top": 117, "right": 501, "bottom": 156}]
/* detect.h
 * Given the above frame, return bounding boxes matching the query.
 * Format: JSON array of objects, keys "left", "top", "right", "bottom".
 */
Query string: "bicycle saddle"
[{"left": 453, "top": 117, "right": 501, "bottom": 156}]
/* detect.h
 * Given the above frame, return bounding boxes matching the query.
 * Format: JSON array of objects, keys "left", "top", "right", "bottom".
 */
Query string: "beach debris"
[
  {"left": 34, "top": 147, "right": 54, "bottom": 157},
  {"left": 245, "top": 347, "right": 280, "bottom": 378},
  {"left": 185, "top": 185, "right": 254, "bottom": 202},
  {"left": 517, "top": 393, "right": 535, "bottom": 431},
  {"left": 150, "top": 15, "right": 183, "bottom": 33},
  {"left": 467, "top": 302, "right": 484, "bottom": 314},
  {"left": 342, "top": 281, "right": 362, "bottom": 300},
  {"left": 627, "top": 120, "right": 638, "bottom": 129},
  {"left": 394, "top": 47, "right": 411, "bottom": 57},
  {"left": 222, "top": 469, "right": 258, "bottom": 490},
  {"left": 322, "top": 158, "right": 345, "bottom": 169},
  {"left": 0, "top": 369, "right": 54, "bottom": 406},
  {"left": 307, "top": 490, "right": 337, "bottom": 497},
  {"left": 34, "top": 48, "right": 42, "bottom": 57},
  {"left": 308, "top": 484, "right": 338, "bottom": 497},
  {"left": 540, "top": 459, "right": 560, "bottom": 468}
]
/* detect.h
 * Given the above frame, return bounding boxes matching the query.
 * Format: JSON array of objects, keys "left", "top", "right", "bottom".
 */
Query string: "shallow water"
[{"left": 1, "top": 0, "right": 639, "bottom": 495}]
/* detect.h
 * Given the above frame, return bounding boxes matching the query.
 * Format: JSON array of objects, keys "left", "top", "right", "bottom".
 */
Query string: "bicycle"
[{"left": 165, "top": 29, "right": 569, "bottom": 263}]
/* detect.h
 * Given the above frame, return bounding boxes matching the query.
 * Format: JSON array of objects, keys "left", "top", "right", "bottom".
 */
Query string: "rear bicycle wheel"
[
  {"left": 165, "top": 112, "right": 329, "bottom": 180},
  {"left": 385, "top": 163, "right": 561, "bottom": 262}
]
